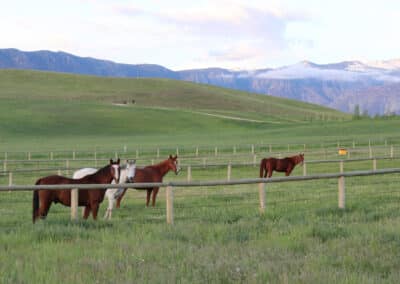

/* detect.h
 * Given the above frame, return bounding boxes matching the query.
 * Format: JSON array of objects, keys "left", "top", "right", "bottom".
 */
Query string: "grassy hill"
[{"left": 1, "top": 69, "right": 399, "bottom": 151}]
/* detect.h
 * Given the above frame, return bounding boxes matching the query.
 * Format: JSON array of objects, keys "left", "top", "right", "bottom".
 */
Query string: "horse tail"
[
  {"left": 33, "top": 179, "right": 41, "bottom": 223},
  {"left": 259, "top": 159, "right": 266, "bottom": 178}
]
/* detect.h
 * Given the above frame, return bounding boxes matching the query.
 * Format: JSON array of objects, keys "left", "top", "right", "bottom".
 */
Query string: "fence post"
[
  {"left": 28, "top": 152, "right": 31, "bottom": 160},
  {"left": 369, "top": 146, "right": 372, "bottom": 158},
  {"left": 187, "top": 166, "right": 192, "bottom": 182},
  {"left": 151, "top": 159, "right": 154, "bottom": 165},
  {"left": 233, "top": 146, "right": 236, "bottom": 155},
  {"left": 176, "top": 147, "right": 179, "bottom": 156},
  {"left": 73, "top": 151, "right": 76, "bottom": 160},
  {"left": 390, "top": 145, "right": 394, "bottom": 158},
  {"left": 227, "top": 163, "right": 232, "bottom": 181},
  {"left": 214, "top": 147, "right": 218, "bottom": 156},
  {"left": 58, "top": 169, "right": 62, "bottom": 175},
  {"left": 373, "top": 159, "right": 377, "bottom": 171},
  {"left": 258, "top": 183, "right": 266, "bottom": 214},
  {"left": 339, "top": 160, "right": 344, "bottom": 173},
  {"left": 3, "top": 160, "right": 6, "bottom": 172},
  {"left": 157, "top": 148, "right": 160, "bottom": 158},
  {"left": 166, "top": 186, "right": 174, "bottom": 225},
  {"left": 253, "top": 155, "right": 257, "bottom": 167},
  {"left": 66, "top": 160, "right": 70, "bottom": 176},
  {"left": 196, "top": 147, "right": 199, "bottom": 157},
  {"left": 251, "top": 144, "right": 254, "bottom": 154},
  {"left": 338, "top": 175, "right": 345, "bottom": 209},
  {"left": 71, "top": 188, "right": 78, "bottom": 221},
  {"left": 303, "top": 162, "right": 307, "bottom": 176},
  {"left": 269, "top": 144, "right": 272, "bottom": 153}
]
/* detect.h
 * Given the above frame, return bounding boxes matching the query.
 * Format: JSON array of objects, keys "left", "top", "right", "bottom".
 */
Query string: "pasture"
[{"left": 1, "top": 70, "right": 400, "bottom": 283}]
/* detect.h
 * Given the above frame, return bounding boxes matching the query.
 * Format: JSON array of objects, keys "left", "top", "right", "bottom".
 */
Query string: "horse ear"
[
  {"left": 169, "top": 155, "right": 172, "bottom": 159},
  {"left": 117, "top": 158, "right": 120, "bottom": 164},
  {"left": 174, "top": 155, "right": 178, "bottom": 159},
  {"left": 110, "top": 159, "right": 113, "bottom": 164}
]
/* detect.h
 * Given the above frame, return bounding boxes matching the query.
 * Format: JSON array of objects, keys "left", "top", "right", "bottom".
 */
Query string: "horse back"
[
  {"left": 132, "top": 167, "right": 162, "bottom": 189},
  {"left": 265, "top": 158, "right": 292, "bottom": 172},
  {"left": 36, "top": 175, "right": 76, "bottom": 185}
]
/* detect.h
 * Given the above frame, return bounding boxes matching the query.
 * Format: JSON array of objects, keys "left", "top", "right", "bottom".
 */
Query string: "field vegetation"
[{"left": 0, "top": 70, "right": 400, "bottom": 283}]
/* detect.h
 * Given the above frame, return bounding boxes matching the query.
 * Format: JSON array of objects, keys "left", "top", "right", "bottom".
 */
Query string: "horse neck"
[
  {"left": 291, "top": 156, "right": 302, "bottom": 165},
  {"left": 151, "top": 161, "right": 172, "bottom": 177},
  {"left": 83, "top": 165, "right": 113, "bottom": 183}
]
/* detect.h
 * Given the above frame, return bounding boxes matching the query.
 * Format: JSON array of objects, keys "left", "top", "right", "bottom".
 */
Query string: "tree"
[{"left": 353, "top": 104, "right": 361, "bottom": 120}]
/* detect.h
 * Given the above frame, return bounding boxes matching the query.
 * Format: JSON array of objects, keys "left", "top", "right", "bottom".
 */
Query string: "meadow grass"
[
  {"left": 1, "top": 69, "right": 400, "bottom": 283},
  {"left": 1, "top": 163, "right": 400, "bottom": 283}
]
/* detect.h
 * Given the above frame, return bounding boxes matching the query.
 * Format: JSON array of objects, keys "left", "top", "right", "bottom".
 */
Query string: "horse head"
[
  {"left": 110, "top": 158, "right": 121, "bottom": 183},
  {"left": 168, "top": 154, "right": 181, "bottom": 175},
  {"left": 125, "top": 159, "right": 136, "bottom": 182},
  {"left": 298, "top": 153, "right": 304, "bottom": 165}
]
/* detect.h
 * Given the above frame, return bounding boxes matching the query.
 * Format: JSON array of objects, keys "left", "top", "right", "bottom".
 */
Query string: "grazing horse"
[
  {"left": 73, "top": 160, "right": 136, "bottom": 220},
  {"left": 259, "top": 154, "right": 304, "bottom": 178},
  {"left": 32, "top": 159, "right": 120, "bottom": 223},
  {"left": 116, "top": 155, "right": 181, "bottom": 208}
]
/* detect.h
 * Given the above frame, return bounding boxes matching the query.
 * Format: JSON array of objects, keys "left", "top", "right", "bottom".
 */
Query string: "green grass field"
[{"left": 1, "top": 70, "right": 400, "bottom": 283}]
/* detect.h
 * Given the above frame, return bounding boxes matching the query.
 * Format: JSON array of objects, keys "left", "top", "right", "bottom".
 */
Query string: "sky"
[{"left": 1, "top": 0, "right": 399, "bottom": 70}]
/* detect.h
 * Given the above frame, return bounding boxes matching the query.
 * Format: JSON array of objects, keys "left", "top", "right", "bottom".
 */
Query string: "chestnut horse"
[
  {"left": 116, "top": 155, "right": 181, "bottom": 208},
  {"left": 32, "top": 159, "right": 120, "bottom": 223},
  {"left": 259, "top": 154, "right": 304, "bottom": 178}
]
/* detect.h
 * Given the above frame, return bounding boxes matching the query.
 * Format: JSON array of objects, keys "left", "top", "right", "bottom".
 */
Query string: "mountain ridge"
[{"left": 1, "top": 48, "right": 399, "bottom": 115}]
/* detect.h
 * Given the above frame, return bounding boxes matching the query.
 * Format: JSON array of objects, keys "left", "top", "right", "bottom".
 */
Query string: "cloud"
[{"left": 208, "top": 44, "right": 265, "bottom": 62}]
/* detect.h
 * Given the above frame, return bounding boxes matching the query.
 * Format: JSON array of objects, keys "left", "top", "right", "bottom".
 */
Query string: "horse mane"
[{"left": 87, "top": 164, "right": 110, "bottom": 178}]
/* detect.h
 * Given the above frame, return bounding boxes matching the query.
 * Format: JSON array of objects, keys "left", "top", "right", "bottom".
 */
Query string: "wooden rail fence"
[{"left": 1, "top": 168, "right": 400, "bottom": 224}]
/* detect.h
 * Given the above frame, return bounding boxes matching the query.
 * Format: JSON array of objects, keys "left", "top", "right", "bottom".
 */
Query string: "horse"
[
  {"left": 116, "top": 155, "right": 181, "bottom": 208},
  {"left": 32, "top": 159, "right": 121, "bottom": 223},
  {"left": 73, "top": 160, "right": 136, "bottom": 220},
  {"left": 259, "top": 154, "right": 304, "bottom": 178}
]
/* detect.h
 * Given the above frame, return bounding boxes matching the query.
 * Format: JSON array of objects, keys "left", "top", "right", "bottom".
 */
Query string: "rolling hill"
[{"left": 0, "top": 69, "right": 353, "bottom": 150}]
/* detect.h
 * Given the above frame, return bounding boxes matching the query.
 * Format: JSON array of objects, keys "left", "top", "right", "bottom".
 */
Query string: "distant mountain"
[
  {"left": 1, "top": 48, "right": 399, "bottom": 115},
  {"left": 0, "top": 48, "right": 178, "bottom": 79}
]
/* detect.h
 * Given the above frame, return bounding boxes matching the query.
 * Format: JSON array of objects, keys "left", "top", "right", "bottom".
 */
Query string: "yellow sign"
[{"left": 338, "top": 148, "right": 347, "bottom": 155}]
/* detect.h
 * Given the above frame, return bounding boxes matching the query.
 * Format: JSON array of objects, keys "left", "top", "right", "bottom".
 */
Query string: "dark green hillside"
[{"left": 2, "top": 69, "right": 398, "bottom": 151}]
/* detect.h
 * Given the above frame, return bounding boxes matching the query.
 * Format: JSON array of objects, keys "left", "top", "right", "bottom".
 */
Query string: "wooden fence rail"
[
  {"left": 1, "top": 143, "right": 398, "bottom": 163},
  {"left": 1, "top": 168, "right": 400, "bottom": 224}
]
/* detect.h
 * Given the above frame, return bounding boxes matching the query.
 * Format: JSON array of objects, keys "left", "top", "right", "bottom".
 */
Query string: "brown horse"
[
  {"left": 259, "top": 154, "right": 304, "bottom": 178},
  {"left": 33, "top": 159, "right": 120, "bottom": 223},
  {"left": 116, "top": 155, "right": 180, "bottom": 208}
]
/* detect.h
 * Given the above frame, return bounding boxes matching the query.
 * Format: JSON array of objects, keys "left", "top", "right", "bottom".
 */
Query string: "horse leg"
[
  {"left": 267, "top": 168, "right": 273, "bottom": 178},
  {"left": 116, "top": 189, "right": 127, "bottom": 208},
  {"left": 286, "top": 165, "right": 294, "bottom": 176},
  {"left": 38, "top": 199, "right": 52, "bottom": 220},
  {"left": 91, "top": 203, "right": 100, "bottom": 220},
  {"left": 146, "top": 189, "right": 152, "bottom": 207},
  {"left": 83, "top": 205, "right": 91, "bottom": 219},
  {"left": 151, "top": 187, "right": 159, "bottom": 207},
  {"left": 104, "top": 191, "right": 114, "bottom": 220}
]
